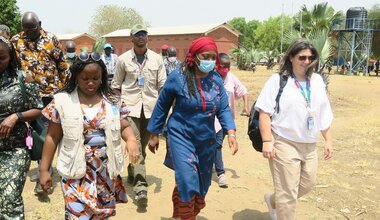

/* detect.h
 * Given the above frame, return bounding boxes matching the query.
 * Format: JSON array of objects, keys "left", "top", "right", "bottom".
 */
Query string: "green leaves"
[
  {"left": 230, "top": 48, "right": 265, "bottom": 70},
  {"left": 0, "top": 0, "right": 22, "bottom": 35},
  {"left": 228, "top": 17, "right": 260, "bottom": 49},
  {"left": 294, "top": 2, "right": 344, "bottom": 36}
]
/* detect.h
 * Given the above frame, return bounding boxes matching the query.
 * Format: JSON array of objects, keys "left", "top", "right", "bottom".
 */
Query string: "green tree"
[
  {"left": 89, "top": 5, "right": 147, "bottom": 37},
  {"left": 368, "top": 3, "right": 380, "bottom": 20},
  {"left": 0, "top": 0, "right": 21, "bottom": 35},
  {"left": 230, "top": 47, "right": 265, "bottom": 70},
  {"left": 92, "top": 37, "right": 106, "bottom": 53},
  {"left": 293, "top": 2, "right": 344, "bottom": 36},
  {"left": 368, "top": 4, "right": 380, "bottom": 58},
  {"left": 254, "top": 15, "right": 292, "bottom": 54},
  {"left": 285, "top": 29, "right": 334, "bottom": 67},
  {"left": 228, "top": 17, "right": 260, "bottom": 48}
]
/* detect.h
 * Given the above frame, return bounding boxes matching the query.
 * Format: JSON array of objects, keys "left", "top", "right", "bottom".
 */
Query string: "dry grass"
[{"left": 23, "top": 66, "right": 380, "bottom": 219}]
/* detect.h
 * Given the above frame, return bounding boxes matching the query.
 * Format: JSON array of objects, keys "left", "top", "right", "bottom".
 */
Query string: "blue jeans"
[{"left": 214, "top": 130, "right": 225, "bottom": 176}]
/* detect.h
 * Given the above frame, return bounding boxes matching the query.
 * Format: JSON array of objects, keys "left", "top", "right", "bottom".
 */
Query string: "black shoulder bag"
[
  {"left": 247, "top": 74, "right": 288, "bottom": 152},
  {"left": 18, "top": 73, "right": 46, "bottom": 161}
]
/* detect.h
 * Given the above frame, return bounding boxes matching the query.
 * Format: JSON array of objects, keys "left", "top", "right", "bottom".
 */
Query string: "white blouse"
[{"left": 255, "top": 73, "right": 333, "bottom": 143}]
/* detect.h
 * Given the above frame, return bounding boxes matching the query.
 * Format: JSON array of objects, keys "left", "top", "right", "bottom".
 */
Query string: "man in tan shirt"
[{"left": 111, "top": 24, "right": 166, "bottom": 207}]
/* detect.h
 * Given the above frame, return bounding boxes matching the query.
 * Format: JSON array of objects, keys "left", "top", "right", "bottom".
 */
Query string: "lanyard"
[
  {"left": 133, "top": 55, "right": 147, "bottom": 73},
  {"left": 137, "top": 59, "right": 147, "bottom": 73},
  {"left": 293, "top": 78, "right": 311, "bottom": 107}
]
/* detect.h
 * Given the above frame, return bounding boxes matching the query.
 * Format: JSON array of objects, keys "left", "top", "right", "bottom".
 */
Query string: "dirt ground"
[{"left": 23, "top": 66, "right": 380, "bottom": 219}]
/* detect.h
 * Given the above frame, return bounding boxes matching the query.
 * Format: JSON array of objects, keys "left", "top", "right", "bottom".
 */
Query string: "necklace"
[{"left": 79, "top": 91, "right": 98, "bottom": 108}]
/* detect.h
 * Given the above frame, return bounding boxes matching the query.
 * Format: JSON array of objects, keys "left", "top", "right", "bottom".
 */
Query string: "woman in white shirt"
[{"left": 255, "top": 38, "right": 333, "bottom": 220}]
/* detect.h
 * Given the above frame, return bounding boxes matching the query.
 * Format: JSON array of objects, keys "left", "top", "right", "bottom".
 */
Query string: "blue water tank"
[{"left": 345, "top": 7, "right": 367, "bottom": 29}]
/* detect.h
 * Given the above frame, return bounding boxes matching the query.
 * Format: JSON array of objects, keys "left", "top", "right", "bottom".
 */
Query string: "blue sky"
[{"left": 17, "top": 0, "right": 377, "bottom": 34}]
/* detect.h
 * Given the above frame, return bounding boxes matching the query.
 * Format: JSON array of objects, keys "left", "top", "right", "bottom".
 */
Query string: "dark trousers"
[{"left": 214, "top": 130, "right": 225, "bottom": 176}]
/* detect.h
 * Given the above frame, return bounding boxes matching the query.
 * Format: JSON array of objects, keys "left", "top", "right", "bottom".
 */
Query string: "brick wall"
[
  {"left": 105, "top": 27, "right": 238, "bottom": 61},
  {"left": 207, "top": 27, "right": 239, "bottom": 55},
  {"left": 60, "top": 36, "right": 96, "bottom": 54}
]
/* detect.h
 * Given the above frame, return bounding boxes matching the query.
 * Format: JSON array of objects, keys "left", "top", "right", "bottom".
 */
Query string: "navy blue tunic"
[{"left": 147, "top": 69, "right": 235, "bottom": 202}]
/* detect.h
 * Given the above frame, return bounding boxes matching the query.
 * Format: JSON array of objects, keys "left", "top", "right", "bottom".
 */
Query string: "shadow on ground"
[
  {"left": 27, "top": 166, "right": 60, "bottom": 203},
  {"left": 232, "top": 209, "right": 271, "bottom": 220},
  {"left": 122, "top": 174, "right": 163, "bottom": 213},
  {"left": 160, "top": 215, "right": 208, "bottom": 220}
]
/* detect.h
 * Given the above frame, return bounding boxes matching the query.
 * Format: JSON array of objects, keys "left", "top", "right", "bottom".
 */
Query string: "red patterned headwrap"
[{"left": 186, "top": 37, "right": 219, "bottom": 68}]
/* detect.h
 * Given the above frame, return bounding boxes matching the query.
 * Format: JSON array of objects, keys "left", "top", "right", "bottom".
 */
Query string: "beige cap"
[{"left": 130, "top": 24, "right": 148, "bottom": 36}]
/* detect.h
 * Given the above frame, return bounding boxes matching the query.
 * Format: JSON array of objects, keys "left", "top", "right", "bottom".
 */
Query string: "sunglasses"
[
  {"left": 297, "top": 55, "right": 316, "bottom": 62},
  {"left": 77, "top": 52, "right": 101, "bottom": 62},
  {"left": 133, "top": 31, "right": 147, "bottom": 37}
]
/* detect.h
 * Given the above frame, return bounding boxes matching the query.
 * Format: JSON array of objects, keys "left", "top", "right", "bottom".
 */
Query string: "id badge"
[
  {"left": 137, "top": 75, "right": 145, "bottom": 86},
  {"left": 306, "top": 107, "right": 316, "bottom": 131},
  {"left": 307, "top": 116, "right": 314, "bottom": 130}
]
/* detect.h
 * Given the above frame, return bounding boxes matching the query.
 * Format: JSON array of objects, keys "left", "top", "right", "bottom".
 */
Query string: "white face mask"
[
  {"left": 168, "top": 57, "right": 177, "bottom": 63},
  {"left": 66, "top": 52, "right": 76, "bottom": 58}
]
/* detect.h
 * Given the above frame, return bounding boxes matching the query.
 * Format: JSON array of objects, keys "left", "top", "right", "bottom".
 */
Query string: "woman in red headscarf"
[{"left": 147, "top": 37, "right": 238, "bottom": 219}]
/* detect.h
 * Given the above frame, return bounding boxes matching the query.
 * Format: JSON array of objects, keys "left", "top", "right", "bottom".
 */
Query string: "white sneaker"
[
  {"left": 218, "top": 174, "right": 228, "bottom": 187},
  {"left": 264, "top": 193, "right": 277, "bottom": 220}
]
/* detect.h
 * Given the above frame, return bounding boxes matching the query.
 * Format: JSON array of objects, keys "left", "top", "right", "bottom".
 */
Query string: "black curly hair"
[{"left": 59, "top": 54, "right": 119, "bottom": 103}]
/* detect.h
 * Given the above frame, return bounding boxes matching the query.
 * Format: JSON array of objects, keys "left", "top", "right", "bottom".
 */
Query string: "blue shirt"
[{"left": 147, "top": 69, "right": 235, "bottom": 142}]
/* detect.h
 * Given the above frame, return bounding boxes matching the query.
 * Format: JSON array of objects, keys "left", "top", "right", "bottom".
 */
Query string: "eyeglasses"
[
  {"left": 77, "top": 52, "right": 101, "bottom": 62},
  {"left": 23, "top": 25, "right": 39, "bottom": 31},
  {"left": 133, "top": 31, "right": 147, "bottom": 37},
  {"left": 297, "top": 55, "right": 316, "bottom": 62}
]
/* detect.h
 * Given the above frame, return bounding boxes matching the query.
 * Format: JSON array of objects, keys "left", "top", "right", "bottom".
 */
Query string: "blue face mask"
[
  {"left": 197, "top": 56, "right": 216, "bottom": 73},
  {"left": 66, "top": 52, "right": 76, "bottom": 59}
]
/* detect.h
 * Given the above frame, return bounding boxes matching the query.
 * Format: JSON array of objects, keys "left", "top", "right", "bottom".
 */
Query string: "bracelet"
[
  {"left": 262, "top": 140, "right": 272, "bottom": 143},
  {"left": 228, "top": 134, "right": 236, "bottom": 138},
  {"left": 16, "top": 112, "right": 25, "bottom": 122}
]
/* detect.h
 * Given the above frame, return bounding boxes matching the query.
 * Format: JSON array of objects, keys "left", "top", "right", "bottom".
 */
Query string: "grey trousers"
[{"left": 127, "top": 114, "right": 150, "bottom": 193}]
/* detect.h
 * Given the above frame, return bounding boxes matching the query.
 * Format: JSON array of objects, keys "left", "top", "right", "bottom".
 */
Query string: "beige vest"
[{"left": 54, "top": 88, "right": 124, "bottom": 179}]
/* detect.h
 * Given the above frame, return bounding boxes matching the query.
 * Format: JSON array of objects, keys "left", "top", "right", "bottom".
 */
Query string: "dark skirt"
[{"left": 0, "top": 147, "right": 31, "bottom": 220}]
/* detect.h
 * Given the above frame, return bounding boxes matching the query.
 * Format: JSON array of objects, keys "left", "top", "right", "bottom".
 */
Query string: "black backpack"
[{"left": 248, "top": 74, "right": 289, "bottom": 152}]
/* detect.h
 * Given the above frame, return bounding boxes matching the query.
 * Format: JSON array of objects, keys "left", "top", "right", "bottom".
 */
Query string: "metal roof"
[
  {"left": 103, "top": 23, "right": 240, "bottom": 38},
  {"left": 56, "top": 33, "right": 96, "bottom": 41}
]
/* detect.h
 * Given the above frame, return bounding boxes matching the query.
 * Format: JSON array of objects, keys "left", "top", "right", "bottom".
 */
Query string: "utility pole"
[
  {"left": 299, "top": 12, "right": 302, "bottom": 34},
  {"left": 281, "top": 3, "right": 284, "bottom": 53},
  {"left": 290, "top": 0, "right": 293, "bottom": 33}
]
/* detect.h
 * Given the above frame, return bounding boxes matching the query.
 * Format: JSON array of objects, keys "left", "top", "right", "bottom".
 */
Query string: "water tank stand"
[{"left": 335, "top": 29, "right": 373, "bottom": 75}]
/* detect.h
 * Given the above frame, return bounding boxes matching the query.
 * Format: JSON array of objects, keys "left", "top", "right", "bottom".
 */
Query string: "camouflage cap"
[{"left": 130, "top": 24, "right": 147, "bottom": 36}]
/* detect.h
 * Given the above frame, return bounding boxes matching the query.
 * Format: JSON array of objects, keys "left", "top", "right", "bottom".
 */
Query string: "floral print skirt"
[{"left": 62, "top": 145, "right": 127, "bottom": 220}]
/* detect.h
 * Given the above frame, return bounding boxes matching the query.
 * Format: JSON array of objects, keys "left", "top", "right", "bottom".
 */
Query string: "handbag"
[
  {"left": 247, "top": 101, "right": 263, "bottom": 152},
  {"left": 247, "top": 74, "right": 289, "bottom": 152},
  {"left": 18, "top": 72, "right": 46, "bottom": 161}
]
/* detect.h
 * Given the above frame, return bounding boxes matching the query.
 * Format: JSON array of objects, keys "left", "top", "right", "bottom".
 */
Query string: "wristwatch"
[{"left": 16, "top": 112, "right": 25, "bottom": 122}]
